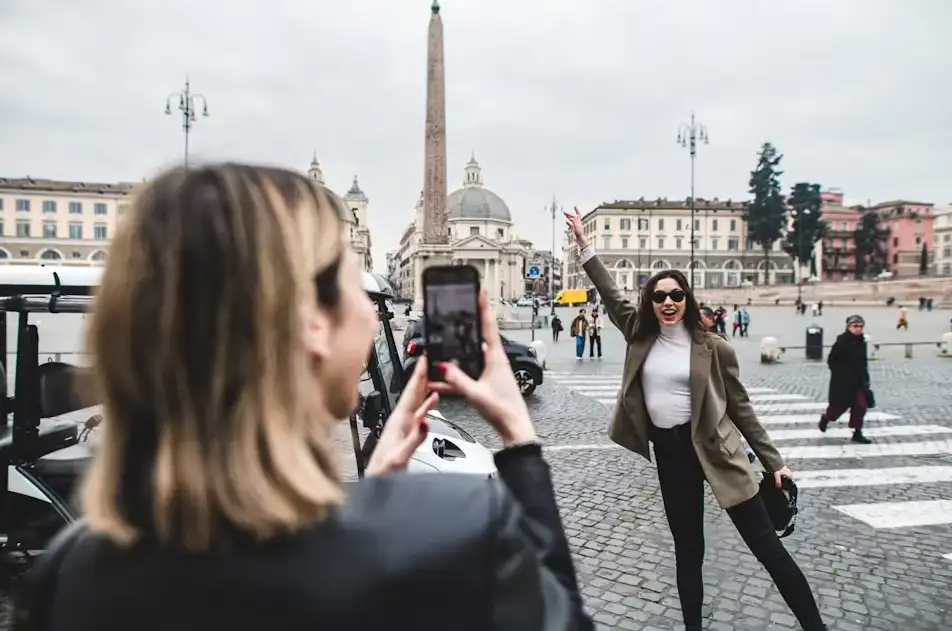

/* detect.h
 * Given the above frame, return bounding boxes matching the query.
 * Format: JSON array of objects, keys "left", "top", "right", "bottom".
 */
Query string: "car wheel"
[{"left": 513, "top": 367, "right": 537, "bottom": 396}]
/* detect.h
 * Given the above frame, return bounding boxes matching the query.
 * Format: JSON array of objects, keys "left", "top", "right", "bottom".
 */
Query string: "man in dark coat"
[{"left": 818, "top": 315, "right": 872, "bottom": 444}]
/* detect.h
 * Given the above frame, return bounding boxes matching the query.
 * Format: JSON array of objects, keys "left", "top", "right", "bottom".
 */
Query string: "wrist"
[{"left": 498, "top": 417, "right": 537, "bottom": 447}]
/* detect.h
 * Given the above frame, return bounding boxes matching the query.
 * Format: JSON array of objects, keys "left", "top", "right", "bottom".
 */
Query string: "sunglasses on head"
[{"left": 651, "top": 289, "right": 686, "bottom": 304}]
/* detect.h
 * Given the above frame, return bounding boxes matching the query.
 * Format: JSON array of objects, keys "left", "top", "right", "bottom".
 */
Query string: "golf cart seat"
[{"left": 32, "top": 362, "right": 97, "bottom": 477}]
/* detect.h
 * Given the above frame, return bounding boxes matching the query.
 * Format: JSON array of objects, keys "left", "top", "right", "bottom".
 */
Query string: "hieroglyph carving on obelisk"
[{"left": 422, "top": 0, "right": 449, "bottom": 245}]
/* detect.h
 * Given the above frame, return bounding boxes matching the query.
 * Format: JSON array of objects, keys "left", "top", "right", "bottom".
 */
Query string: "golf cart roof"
[
  {"left": 361, "top": 271, "right": 394, "bottom": 300},
  {"left": 0, "top": 265, "right": 102, "bottom": 297}
]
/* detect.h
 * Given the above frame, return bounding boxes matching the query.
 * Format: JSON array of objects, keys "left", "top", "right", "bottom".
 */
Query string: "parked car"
[{"left": 402, "top": 320, "right": 544, "bottom": 396}]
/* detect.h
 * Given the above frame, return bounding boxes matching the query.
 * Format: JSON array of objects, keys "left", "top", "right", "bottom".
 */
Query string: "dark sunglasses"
[{"left": 651, "top": 289, "right": 686, "bottom": 304}]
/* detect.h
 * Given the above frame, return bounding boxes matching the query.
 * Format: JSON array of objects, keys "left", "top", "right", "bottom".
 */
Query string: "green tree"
[
  {"left": 782, "top": 182, "right": 826, "bottom": 281},
  {"left": 744, "top": 142, "right": 787, "bottom": 285},
  {"left": 853, "top": 209, "right": 890, "bottom": 278}
]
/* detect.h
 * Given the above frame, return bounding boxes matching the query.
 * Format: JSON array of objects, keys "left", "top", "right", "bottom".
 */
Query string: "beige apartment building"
[
  {"left": 562, "top": 198, "right": 794, "bottom": 293},
  {"left": 0, "top": 177, "right": 136, "bottom": 265}
]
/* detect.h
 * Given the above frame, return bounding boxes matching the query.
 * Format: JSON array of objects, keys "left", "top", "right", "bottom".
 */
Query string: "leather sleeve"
[
  {"left": 580, "top": 255, "right": 637, "bottom": 341},
  {"left": 489, "top": 444, "right": 593, "bottom": 631},
  {"left": 715, "top": 340, "right": 785, "bottom": 473}
]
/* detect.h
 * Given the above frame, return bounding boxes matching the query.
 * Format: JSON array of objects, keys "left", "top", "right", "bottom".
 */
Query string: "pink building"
[
  {"left": 868, "top": 200, "right": 935, "bottom": 277},
  {"left": 819, "top": 189, "right": 863, "bottom": 281}
]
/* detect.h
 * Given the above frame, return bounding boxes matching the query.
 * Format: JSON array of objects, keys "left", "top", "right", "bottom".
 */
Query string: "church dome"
[{"left": 445, "top": 156, "right": 511, "bottom": 222}]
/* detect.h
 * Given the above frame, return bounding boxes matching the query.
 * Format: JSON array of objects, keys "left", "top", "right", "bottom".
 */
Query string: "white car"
[{"left": 407, "top": 410, "right": 496, "bottom": 477}]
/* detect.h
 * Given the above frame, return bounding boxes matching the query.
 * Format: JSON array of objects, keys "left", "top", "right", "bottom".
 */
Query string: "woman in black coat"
[{"left": 818, "top": 315, "right": 872, "bottom": 444}]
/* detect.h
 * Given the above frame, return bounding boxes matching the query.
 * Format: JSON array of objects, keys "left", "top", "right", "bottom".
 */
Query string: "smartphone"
[{"left": 422, "top": 264, "right": 484, "bottom": 382}]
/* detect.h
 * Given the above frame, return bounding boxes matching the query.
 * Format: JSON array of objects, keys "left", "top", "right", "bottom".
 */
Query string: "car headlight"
[{"left": 527, "top": 347, "right": 537, "bottom": 357}]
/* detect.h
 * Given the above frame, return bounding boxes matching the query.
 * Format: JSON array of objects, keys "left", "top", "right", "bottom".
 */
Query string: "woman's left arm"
[{"left": 716, "top": 341, "right": 785, "bottom": 472}]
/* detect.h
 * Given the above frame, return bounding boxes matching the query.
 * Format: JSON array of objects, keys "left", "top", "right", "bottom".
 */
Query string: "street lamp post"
[
  {"left": 677, "top": 113, "right": 709, "bottom": 290},
  {"left": 546, "top": 197, "right": 561, "bottom": 315},
  {"left": 165, "top": 77, "right": 210, "bottom": 169}
]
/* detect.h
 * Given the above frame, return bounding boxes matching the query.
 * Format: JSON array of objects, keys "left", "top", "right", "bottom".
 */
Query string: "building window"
[
  {"left": 676, "top": 219, "right": 683, "bottom": 231},
  {"left": 0, "top": 199, "right": 3, "bottom": 210},
  {"left": 602, "top": 237, "right": 611, "bottom": 249},
  {"left": 16, "top": 199, "right": 30, "bottom": 212},
  {"left": 620, "top": 219, "right": 631, "bottom": 231},
  {"left": 657, "top": 238, "right": 664, "bottom": 249},
  {"left": 69, "top": 201, "right": 83, "bottom": 214},
  {"left": 0, "top": 221, "right": 3, "bottom": 236},
  {"left": 72, "top": 251, "right": 82, "bottom": 259},
  {"left": 69, "top": 223, "right": 83, "bottom": 239},
  {"left": 19, "top": 250, "right": 28, "bottom": 257},
  {"left": 712, "top": 219, "right": 719, "bottom": 231},
  {"left": 892, "top": 237, "right": 898, "bottom": 247},
  {"left": 118, "top": 203, "right": 130, "bottom": 215},
  {"left": 603, "top": 219, "right": 611, "bottom": 231},
  {"left": 94, "top": 203, "right": 108, "bottom": 215},
  {"left": 676, "top": 238, "right": 683, "bottom": 249},
  {"left": 621, "top": 237, "right": 629, "bottom": 249},
  {"left": 42, "top": 200, "right": 56, "bottom": 213},
  {"left": 637, "top": 218, "right": 649, "bottom": 231},
  {"left": 730, "top": 219, "right": 736, "bottom": 231},
  {"left": 469, "top": 226, "right": 480, "bottom": 236},
  {"left": 639, "top": 238, "right": 647, "bottom": 249},
  {"left": 711, "top": 238, "right": 718, "bottom": 250},
  {"left": 16, "top": 221, "right": 31, "bottom": 237},
  {"left": 728, "top": 237, "right": 739, "bottom": 250},
  {"left": 496, "top": 228, "right": 504, "bottom": 239},
  {"left": 42, "top": 222, "right": 57, "bottom": 238},
  {"left": 694, "top": 219, "right": 701, "bottom": 231},
  {"left": 94, "top": 224, "right": 108, "bottom": 239},
  {"left": 658, "top": 219, "right": 665, "bottom": 231}
]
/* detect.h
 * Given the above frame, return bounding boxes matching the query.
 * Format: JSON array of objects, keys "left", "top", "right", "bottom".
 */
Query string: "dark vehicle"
[{"left": 402, "top": 320, "right": 544, "bottom": 396}]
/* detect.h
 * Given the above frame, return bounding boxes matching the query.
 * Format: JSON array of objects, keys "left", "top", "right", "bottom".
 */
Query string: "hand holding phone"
[{"left": 422, "top": 265, "right": 484, "bottom": 381}]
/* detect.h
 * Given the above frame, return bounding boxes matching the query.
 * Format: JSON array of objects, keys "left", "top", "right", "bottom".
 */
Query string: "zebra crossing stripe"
[
  {"left": 754, "top": 402, "right": 827, "bottom": 413},
  {"left": 756, "top": 412, "right": 900, "bottom": 425},
  {"left": 943, "top": 553, "right": 952, "bottom": 561},
  {"left": 767, "top": 425, "right": 952, "bottom": 441},
  {"left": 833, "top": 500, "right": 952, "bottom": 529},
  {"left": 795, "top": 466, "right": 952, "bottom": 489},
  {"left": 546, "top": 440, "right": 952, "bottom": 461}
]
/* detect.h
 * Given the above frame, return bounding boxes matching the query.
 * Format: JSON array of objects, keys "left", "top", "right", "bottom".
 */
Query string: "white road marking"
[
  {"left": 794, "top": 466, "right": 952, "bottom": 489},
  {"left": 756, "top": 412, "right": 900, "bottom": 425},
  {"left": 748, "top": 393, "right": 812, "bottom": 402},
  {"left": 833, "top": 500, "right": 952, "bottom": 529},
  {"left": 754, "top": 402, "right": 828, "bottom": 413},
  {"left": 768, "top": 425, "right": 952, "bottom": 441},
  {"left": 943, "top": 553, "right": 952, "bottom": 561},
  {"left": 782, "top": 440, "right": 952, "bottom": 460},
  {"left": 546, "top": 440, "right": 952, "bottom": 460}
]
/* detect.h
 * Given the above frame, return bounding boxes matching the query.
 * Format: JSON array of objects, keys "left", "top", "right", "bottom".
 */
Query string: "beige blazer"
[{"left": 582, "top": 255, "right": 785, "bottom": 509}]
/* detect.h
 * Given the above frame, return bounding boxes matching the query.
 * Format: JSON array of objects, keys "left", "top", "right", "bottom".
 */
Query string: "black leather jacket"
[{"left": 44, "top": 444, "right": 593, "bottom": 631}]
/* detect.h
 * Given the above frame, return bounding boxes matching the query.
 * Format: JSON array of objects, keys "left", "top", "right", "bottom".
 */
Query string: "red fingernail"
[
  {"left": 419, "top": 420, "right": 429, "bottom": 435},
  {"left": 436, "top": 362, "right": 448, "bottom": 374}
]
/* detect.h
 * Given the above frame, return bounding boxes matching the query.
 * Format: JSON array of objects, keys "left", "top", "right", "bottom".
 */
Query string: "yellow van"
[{"left": 554, "top": 288, "right": 594, "bottom": 307}]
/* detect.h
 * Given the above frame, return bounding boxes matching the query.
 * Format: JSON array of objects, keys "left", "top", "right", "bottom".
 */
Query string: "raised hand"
[
  {"left": 563, "top": 206, "right": 588, "bottom": 249},
  {"left": 366, "top": 356, "right": 439, "bottom": 476}
]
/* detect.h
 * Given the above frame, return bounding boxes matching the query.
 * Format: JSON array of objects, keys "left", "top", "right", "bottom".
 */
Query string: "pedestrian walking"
[
  {"left": 564, "top": 207, "right": 827, "bottom": 631},
  {"left": 740, "top": 307, "right": 751, "bottom": 337},
  {"left": 896, "top": 305, "right": 908, "bottom": 330},
  {"left": 819, "top": 315, "right": 873, "bottom": 444},
  {"left": 732, "top": 305, "right": 742, "bottom": 337},
  {"left": 551, "top": 314, "right": 563, "bottom": 342},
  {"left": 570, "top": 308, "right": 588, "bottom": 358},
  {"left": 589, "top": 310, "right": 603, "bottom": 358}
]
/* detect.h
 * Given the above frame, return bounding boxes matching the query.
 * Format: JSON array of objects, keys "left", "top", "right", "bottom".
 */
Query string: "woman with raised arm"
[
  {"left": 24, "top": 165, "right": 593, "bottom": 631},
  {"left": 564, "top": 207, "right": 826, "bottom": 631}
]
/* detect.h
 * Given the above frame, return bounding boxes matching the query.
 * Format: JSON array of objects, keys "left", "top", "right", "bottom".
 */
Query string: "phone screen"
[{"left": 423, "top": 265, "right": 484, "bottom": 381}]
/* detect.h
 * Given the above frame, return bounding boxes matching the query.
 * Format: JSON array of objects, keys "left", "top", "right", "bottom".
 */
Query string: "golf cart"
[{"left": 0, "top": 266, "right": 495, "bottom": 582}]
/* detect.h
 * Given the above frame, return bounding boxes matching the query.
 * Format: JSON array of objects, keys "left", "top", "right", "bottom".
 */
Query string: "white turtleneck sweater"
[{"left": 641, "top": 322, "right": 692, "bottom": 429}]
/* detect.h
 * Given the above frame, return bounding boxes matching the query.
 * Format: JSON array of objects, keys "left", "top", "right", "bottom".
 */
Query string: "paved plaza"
[{"left": 4, "top": 304, "right": 951, "bottom": 630}]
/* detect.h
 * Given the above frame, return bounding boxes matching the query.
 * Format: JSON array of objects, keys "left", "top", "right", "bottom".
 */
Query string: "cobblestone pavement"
[{"left": 427, "top": 331, "right": 952, "bottom": 630}]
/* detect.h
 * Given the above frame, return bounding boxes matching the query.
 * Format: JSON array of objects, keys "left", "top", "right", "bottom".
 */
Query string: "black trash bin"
[{"left": 805, "top": 326, "right": 823, "bottom": 360}]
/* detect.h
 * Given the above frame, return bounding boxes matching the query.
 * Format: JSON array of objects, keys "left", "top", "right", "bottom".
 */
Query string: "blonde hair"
[{"left": 82, "top": 164, "right": 350, "bottom": 551}]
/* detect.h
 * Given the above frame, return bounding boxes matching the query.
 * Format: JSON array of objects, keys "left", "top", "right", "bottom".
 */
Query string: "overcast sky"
[{"left": 1, "top": 0, "right": 950, "bottom": 271}]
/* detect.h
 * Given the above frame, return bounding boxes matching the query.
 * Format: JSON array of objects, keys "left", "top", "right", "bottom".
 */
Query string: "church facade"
[
  {"left": 390, "top": 157, "right": 532, "bottom": 302},
  {"left": 305, "top": 155, "right": 373, "bottom": 273}
]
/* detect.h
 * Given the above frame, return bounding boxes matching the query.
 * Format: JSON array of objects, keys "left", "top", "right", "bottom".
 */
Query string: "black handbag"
[
  {"left": 866, "top": 388, "right": 876, "bottom": 409},
  {"left": 758, "top": 474, "right": 798, "bottom": 539}
]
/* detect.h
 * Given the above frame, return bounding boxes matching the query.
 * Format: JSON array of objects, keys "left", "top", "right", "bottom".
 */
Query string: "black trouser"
[
  {"left": 589, "top": 334, "right": 601, "bottom": 357},
  {"left": 649, "top": 422, "right": 825, "bottom": 631},
  {"left": 553, "top": 329, "right": 560, "bottom": 341}
]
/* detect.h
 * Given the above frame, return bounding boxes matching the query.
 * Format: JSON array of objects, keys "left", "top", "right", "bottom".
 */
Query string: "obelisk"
[{"left": 422, "top": 0, "right": 448, "bottom": 245}]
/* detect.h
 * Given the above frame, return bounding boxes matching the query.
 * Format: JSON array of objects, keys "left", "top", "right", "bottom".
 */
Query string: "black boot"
[
  {"left": 818, "top": 415, "right": 829, "bottom": 433},
  {"left": 851, "top": 430, "right": 872, "bottom": 444}
]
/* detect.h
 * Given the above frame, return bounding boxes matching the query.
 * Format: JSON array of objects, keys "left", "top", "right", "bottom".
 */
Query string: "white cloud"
[{"left": 1, "top": 0, "right": 950, "bottom": 270}]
